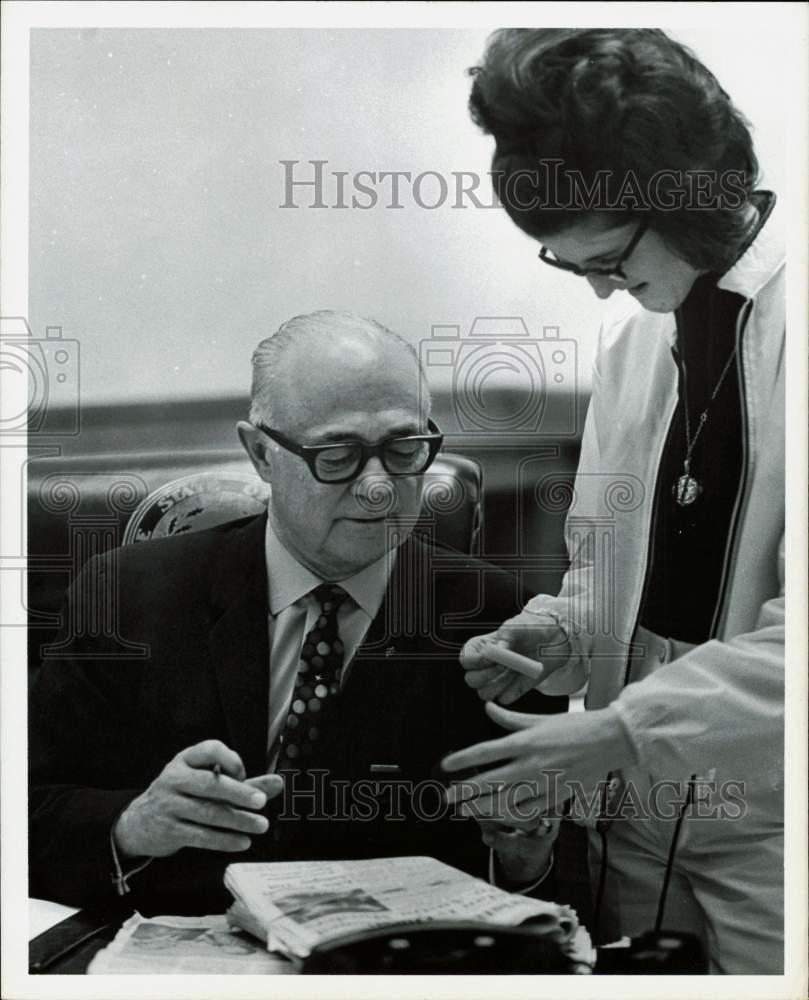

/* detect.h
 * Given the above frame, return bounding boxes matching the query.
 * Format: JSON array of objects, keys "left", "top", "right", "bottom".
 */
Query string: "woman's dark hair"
[{"left": 469, "top": 29, "right": 759, "bottom": 272}]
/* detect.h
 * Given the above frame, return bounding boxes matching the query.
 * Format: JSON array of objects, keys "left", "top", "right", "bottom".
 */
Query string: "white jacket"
[{"left": 528, "top": 195, "right": 785, "bottom": 801}]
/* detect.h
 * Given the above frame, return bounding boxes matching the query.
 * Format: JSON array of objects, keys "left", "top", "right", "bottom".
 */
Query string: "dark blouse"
[{"left": 638, "top": 192, "right": 774, "bottom": 643}]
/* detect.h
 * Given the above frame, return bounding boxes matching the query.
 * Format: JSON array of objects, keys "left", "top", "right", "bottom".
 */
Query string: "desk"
[
  {"left": 29, "top": 903, "right": 295, "bottom": 974},
  {"left": 29, "top": 823, "right": 595, "bottom": 974},
  {"left": 30, "top": 898, "right": 80, "bottom": 939},
  {"left": 33, "top": 901, "right": 680, "bottom": 975},
  {"left": 29, "top": 904, "right": 121, "bottom": 974}
]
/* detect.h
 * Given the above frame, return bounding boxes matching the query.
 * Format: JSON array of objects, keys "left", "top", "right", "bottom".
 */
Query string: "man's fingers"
[
  {"left": 180, "top": 768, "right": 268, "bottom": 810},
  {"left": 177, "top": 821, "right": 253, "bottom": 854},
  {"left": 486, "top": 701, "right": 545, "bottom": 731},
  {"left": 245, "top": 774, "right": 285, "bottom": 800},
  {"left": 181, "top": 740, "right": 246, "bottom": 780},
  {"left": 478, "top": 819, "right": 554, "bottom": 844},
  {"left": 174, "top": 797, "right": 270, "bottom": 835},
  {"left": 475, "top": 811, "right": 553, "bottom": 834}
]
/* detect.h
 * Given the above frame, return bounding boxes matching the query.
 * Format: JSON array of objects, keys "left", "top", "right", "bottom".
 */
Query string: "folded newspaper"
[
  {"left": 87, "top": 913, "right": 296, "bottom": 974},
  {"left": 225, "top": 856, "right": 580, "bottom": 960}
]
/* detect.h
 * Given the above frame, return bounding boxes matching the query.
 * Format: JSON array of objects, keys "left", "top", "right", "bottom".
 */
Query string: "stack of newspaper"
[
  {"left": 87, "top": 914, "right": 296, "bottom": 974},
  {"left": 225, "top": 856, "right": 583, "bottom": 961}
]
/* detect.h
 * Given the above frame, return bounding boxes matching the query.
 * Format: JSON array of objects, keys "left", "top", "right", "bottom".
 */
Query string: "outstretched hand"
[{"left": 443, "top": 703, "right": 635, "bottom": 821}]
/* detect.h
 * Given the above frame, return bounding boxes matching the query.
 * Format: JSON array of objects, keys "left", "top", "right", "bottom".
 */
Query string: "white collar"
[
  {"left": 716, "top": 191, "right": 784, "bottom": 299},
  {"left": 264, "top": 515, "right": 393, "bottom": 619}
]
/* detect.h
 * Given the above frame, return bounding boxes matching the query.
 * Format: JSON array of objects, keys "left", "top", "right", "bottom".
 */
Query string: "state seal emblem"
[{"left": 122, "top": 471, "right": 270, "bottom": 545}]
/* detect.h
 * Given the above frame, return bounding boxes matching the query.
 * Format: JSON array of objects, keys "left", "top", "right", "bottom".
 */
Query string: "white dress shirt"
[{"left": 264, "top": 517, "right": 392, "bottom": 769}]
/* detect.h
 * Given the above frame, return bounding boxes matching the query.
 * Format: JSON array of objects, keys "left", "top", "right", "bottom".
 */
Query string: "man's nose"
[
  {"left": 351, "top": 456, "right": 397, "bottom": 511},
  {"left": 355, "top": 454, "right": 388, "bottom": 479}
]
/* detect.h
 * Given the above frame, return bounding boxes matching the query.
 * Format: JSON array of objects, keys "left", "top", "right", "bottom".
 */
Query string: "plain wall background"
[{"left": 29, "top": 27, "right": 786, "bottom": 407}]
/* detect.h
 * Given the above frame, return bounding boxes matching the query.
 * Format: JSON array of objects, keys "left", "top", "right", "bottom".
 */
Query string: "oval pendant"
[{"left": 673, "top": 474, "right": 701, "bottom": 506}]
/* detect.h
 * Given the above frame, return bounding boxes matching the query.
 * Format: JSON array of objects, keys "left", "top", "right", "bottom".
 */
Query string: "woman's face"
[{"left": 539, "top": 215, "right": 704, "bottom": 314}]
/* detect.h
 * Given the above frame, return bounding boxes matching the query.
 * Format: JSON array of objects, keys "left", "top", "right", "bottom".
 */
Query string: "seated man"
[{"left": 29, "top": 311, "right": 566, "bottom": 914}]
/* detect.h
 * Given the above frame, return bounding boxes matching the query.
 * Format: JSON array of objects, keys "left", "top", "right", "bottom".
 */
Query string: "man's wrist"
[
  {"left": 110, "top": 807, "right": 153, "bottom": 896},
  {"left": 112, "top": 806, "right": 140, "bottom": 859},
  {"left": 488, "top": 846, "right": 555, "bottom": 894}
]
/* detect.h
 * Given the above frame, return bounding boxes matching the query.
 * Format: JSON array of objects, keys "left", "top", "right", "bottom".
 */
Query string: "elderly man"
[{"left": 29, "top": 311, "right": 565, "bottom": 914}]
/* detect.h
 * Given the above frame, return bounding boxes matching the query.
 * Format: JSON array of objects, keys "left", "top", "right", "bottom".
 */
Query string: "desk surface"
[
  {"left": 29, "top": 824, "right": 595, "bottom": 974},
  {"left": 30, "top": 898, "right": 80, "bottom": 939}
]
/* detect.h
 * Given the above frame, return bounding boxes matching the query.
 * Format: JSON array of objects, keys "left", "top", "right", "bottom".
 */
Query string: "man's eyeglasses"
[
  {"left": 255, "top": 419, "right": 444, "bottom": 484},
  {"left": 538, "top": 218, "right": 648, "bottom": 279}
]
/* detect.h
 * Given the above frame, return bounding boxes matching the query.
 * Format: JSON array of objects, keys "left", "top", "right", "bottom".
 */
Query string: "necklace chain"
[
  {"left": 672, "top": 199, "right": 763, "bottom": 507},
  {"left": 681, "top": 344, "right": 739, "bottom": 469},
  {"left": 672, "top": 341, "right": 738, "bottom": 507}
]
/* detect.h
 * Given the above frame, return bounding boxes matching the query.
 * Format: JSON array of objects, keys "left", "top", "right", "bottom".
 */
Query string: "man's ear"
[{"left": 237, "top": 421, "right": 272, "bottom": 483}]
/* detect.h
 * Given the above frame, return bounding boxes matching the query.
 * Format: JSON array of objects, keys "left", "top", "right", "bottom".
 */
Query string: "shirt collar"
[
  {"left": 264, "top": 515, "right": 393, "bottom": 619},
  {"left": 716, "top": 190, "right": 784, "bottom": 299}
]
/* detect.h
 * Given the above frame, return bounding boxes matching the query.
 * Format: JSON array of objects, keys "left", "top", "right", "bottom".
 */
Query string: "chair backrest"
[
  {"left": 26, "top": 451, "right": 481, "bottom": 683},
  {"left": 121, "top": 453, "right": 482, "bottom": 554}
]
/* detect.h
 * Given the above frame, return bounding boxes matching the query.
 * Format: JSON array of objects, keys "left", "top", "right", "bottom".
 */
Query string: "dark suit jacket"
[{"left": 29, "top": 514, "right": 566, "bottom": 913}]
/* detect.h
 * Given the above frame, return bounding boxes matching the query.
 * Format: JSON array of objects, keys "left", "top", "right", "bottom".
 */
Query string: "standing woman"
[{"left": 442, "top": 29, "right": 784, "bottom": 973}]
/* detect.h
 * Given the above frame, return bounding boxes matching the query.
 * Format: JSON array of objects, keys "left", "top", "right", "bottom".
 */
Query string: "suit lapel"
[
  {"left": 351, "top": 532, "right": 445, "bottom": 663},
  {"left": 208, "top": 514, "right": 270, "bottom": 776}
]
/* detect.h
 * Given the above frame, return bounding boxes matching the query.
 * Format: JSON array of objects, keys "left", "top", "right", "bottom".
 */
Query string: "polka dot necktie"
[{"left": 275, "top": 583, "right": 349, "bottom": 773}]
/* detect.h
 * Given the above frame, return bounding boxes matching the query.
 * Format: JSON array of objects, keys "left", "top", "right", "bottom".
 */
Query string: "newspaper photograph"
[{"left": 87, "top": 914, "right": 295, "bottom": 975}]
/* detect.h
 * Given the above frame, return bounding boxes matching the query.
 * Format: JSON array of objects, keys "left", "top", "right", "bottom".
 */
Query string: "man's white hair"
[{"left": 247, "top": 310, "right": 430, "bottom": 426}]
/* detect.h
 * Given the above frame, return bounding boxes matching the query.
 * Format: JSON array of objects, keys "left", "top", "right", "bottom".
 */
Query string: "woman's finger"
[
  {"left": 476, "top": 674, "right": 515, "bottom": 702},
  {"left": 486, "top": 701, "right": 546, "bottom": 731},
  {"left": 459, "top": 633, "right": 502, "bottom": 669},
  {"left": 463, "top": 665, "right": 509, "bottom": 690},
  {"left": 440, "top": 729, "right": 524, "bottom": 775},
  {"left": 446, "top": 757, "right": 547, "bottom": 809},
  {"left": 479, "top": 641, "right": 544, "bottom": 682},
  {"left": 454, "top": 778, "right": 551, "bottom": 819}
]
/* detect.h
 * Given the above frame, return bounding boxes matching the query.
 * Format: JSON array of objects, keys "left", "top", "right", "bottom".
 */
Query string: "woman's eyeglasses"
[{"left": 538, "top": 219, "right": 648, "bottom": 279}]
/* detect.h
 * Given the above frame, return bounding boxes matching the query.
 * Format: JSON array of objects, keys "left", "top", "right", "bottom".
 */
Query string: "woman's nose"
[{"left": 586, "top": 275, "right": 618, "bottom": 299}]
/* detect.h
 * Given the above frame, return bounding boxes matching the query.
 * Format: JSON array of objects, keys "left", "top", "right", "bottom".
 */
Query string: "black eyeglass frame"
[
  {"left": 255, "top": 418, "right": 444, "bottom": 484},
  {"left": 538, "top": 218, "right": 649, "bottom": 278}
]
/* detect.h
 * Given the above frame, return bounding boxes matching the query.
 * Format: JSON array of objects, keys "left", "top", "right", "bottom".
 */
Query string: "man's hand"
[
  {"left": 477, "top": 817, "right": 559, "bottom": 886},
  {"left": 443, "top": 703, "right": 636, "bottom": 820},
  {"left": 459, "top": 612, "right": 572, "bottom": 705},
  {"left": 113, "top": 740, "right": 284, "bottom": 859}
]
